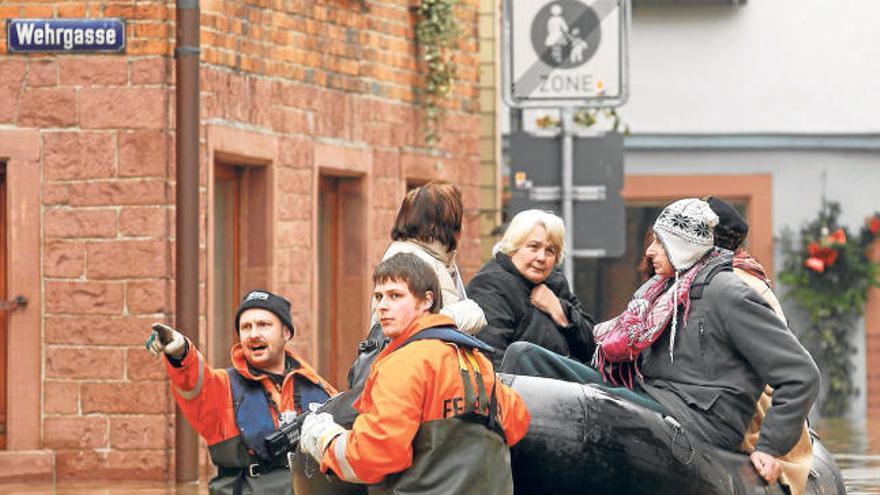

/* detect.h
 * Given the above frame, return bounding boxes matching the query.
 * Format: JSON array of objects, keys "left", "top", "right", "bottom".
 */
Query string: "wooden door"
[
  {"left": 212, "top": 165, "right": 241, "bottom": 368},
  {"left": 318, "top": 175, "right": 367, "bottom": 388},
  {"left": 0, "top": 167, "right": 7, "bottom": 449},
  {"left": 318, "top": 177, "right": 340, "bottom": 385}
]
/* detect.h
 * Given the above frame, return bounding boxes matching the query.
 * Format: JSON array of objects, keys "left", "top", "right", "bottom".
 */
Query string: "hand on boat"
[{"left": 750, "top": 450, "right": 782, "bottom": 485}]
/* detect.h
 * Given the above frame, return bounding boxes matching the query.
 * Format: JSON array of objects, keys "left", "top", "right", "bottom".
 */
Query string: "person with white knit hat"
[
  {"left": 635, "top": 198, "right": 819, "bottom": 489},
  {"left": 644, "top": 198, "right": 720, "bottom": 362}
]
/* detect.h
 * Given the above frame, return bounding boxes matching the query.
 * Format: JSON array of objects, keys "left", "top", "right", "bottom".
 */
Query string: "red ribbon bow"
[
  {"left": 804, "top": 228, "right": 846, "bottom": 273},
  {"left": 868, "top": 216, "right": 880, "bottom": 236}
]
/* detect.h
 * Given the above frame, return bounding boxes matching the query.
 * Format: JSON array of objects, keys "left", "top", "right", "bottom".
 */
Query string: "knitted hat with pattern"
[{"left": 653, "top": 198, "right": 719, "bottom": 271}]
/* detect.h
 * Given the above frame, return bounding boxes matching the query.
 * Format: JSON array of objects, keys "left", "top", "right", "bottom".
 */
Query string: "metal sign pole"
[{"left": 561, "top": 107, "right": 575, "bottom": 290}]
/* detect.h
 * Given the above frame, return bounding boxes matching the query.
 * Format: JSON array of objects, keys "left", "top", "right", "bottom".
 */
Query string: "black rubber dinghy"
[{"left": 291, "top": 374, "right": 846, "bottom": 495}]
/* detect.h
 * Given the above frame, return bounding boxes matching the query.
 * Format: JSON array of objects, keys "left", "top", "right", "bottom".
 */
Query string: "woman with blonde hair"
[{"left": 467, "top": 209, "right": 595, "bottom": 367}]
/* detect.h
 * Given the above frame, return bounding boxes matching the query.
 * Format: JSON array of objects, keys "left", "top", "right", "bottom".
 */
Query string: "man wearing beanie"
[
  {"left": 706, "top": 196, "right": 813, "bottom": 495},
  {"left": 639, "top": 198, "right": 819, "bottom": 489},
  {"left": 146, "top": 289, "right": 336, "bottom": 495}
]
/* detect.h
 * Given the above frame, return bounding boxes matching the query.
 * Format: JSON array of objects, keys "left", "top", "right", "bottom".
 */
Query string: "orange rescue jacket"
[
  {"left": 321, "top": 314, "right": 531, "bottom": 484},
  {"left": 165, "top": 340, "right": 337, "bottom": 446}
]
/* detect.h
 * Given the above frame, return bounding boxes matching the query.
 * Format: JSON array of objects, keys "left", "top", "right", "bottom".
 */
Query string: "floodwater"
[
  {"left": 814, "top": 416, "right": 880, "bottom": 494},
  {"left": 0, "top": 417, "right": 877, "bottom": 494}
]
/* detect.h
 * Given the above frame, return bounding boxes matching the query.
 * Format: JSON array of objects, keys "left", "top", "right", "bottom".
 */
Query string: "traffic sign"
[{"left": 503, "top": 0, "right": 630, "bottom": 108}]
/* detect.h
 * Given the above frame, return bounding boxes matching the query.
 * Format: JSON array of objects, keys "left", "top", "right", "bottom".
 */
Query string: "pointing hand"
[{"left": 146, "top": 323, "right": 187, "bottom": 359}]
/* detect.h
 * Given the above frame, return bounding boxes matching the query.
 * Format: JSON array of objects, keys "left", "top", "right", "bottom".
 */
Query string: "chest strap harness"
[
  {"left": 401, "top": 327, "right": 504, "bottom": 439},
  {"left": 222, "top": 367, "right": 330, "bottom": 494}
]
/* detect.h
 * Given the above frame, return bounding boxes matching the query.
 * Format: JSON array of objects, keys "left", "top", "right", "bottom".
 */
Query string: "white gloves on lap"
[
  {"left": 299, "top": 412, "right": 346, "bottom": 464},
  {"left": 146, "top": 323, "right": 187, "bottom": 359}
]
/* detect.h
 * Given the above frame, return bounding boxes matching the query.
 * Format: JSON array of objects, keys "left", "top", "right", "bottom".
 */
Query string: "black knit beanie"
[
  {"left": 706, "top": 196, "right": 749, "bottom": 251},
  {"left": 234, "top": 289, "right": 295, "bottom": 336}
]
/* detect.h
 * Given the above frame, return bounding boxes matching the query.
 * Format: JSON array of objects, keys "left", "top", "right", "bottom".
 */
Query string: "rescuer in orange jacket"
[
  {"left": 299, "top": 253, "right": 531, "bottom": 493},
  {"left": 146, "top": 289, "right": 336, "bottom": 495}
]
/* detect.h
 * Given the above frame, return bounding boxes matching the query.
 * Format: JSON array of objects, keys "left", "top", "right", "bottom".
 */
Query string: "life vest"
[
  {"left": 369, "top": 326, "right": 513, "bottom": 495},
  {"left": 206, "top": 368, "right": 331, "bottom": 495}
]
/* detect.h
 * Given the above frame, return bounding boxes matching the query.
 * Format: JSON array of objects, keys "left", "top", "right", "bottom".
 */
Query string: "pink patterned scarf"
[{"left": 592, "top": 254, "right": 713, "bottom": 387}]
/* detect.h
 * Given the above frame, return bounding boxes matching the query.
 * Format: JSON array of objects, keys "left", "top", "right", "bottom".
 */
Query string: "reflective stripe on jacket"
[{"left": 320, "top": 314, "right": 531, "bottom": 484}]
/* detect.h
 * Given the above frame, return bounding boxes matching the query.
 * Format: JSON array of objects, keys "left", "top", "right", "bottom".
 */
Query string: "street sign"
[
  {"left": 503, "top": 0, "right": 629, "bottom": 108},
  {"left": 508, "top": 131, "right": 625, "bottom": 257},
  {"left": 7, "top": 18, "right": 126, "bottom": 53}
]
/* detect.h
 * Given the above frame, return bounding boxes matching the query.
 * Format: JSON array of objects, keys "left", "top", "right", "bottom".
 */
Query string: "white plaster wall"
[
  {"left": 626, "top": 1, "right": 880, "bottom": 133},
  {"left": 625, "top": 150, "right": 879, "bottom": 231}
]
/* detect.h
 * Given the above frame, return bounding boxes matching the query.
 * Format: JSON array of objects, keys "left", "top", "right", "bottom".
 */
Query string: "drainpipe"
[{"left": 175, "top": 0, "right": 200, "bottom": 483}]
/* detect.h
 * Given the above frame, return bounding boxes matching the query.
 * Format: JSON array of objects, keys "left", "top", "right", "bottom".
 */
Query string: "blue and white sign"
[{"left": 7, "top": 18, "right": 126, "bottom": 53}]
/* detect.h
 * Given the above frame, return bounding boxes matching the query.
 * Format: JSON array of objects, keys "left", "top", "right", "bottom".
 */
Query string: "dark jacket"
[
  {"left": 638, "top": 253, "right": 820, "bottom": 457},
  {"left": 467, "top": 252, "right": 595, "bottom": 367}
]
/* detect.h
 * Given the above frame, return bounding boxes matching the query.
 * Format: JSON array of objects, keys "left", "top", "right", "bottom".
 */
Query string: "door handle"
[{"left": 0, "top": 295, "right": 28, "bottom": 312}]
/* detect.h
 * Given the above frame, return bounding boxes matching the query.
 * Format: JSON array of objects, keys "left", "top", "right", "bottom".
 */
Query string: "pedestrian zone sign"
[{"left": 503, "top": 0, "right": 629, "bottom": 108}]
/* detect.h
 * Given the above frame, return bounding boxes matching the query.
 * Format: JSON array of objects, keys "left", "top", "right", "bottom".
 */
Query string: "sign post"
[
  {"left": 561, "top": 108, "right": 576, "bottom": 284},
  {"left": 503, "top": 0, "right": 630, "bottom": 290}
]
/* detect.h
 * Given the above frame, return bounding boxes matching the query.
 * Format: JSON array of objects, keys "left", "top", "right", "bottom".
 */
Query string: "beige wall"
[{"left": 478, "top": 0, "right": 502, "bottom": 260}]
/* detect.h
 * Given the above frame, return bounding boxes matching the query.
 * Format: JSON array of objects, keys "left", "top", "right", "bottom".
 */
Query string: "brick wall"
[{"left": 0, "top": 0, "right": 482, "bottom": 482}]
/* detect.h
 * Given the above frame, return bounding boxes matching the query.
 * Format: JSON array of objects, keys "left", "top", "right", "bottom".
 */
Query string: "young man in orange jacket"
[
  {"left": 299, "top": 253, "right": 531, "bottom": 493},
  {"left": 146, "top": 290, "right": 336, "bottom": 495}
]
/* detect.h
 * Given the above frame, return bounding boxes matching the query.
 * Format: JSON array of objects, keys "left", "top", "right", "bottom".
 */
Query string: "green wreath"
[{"left": 779, "top": 201, "right": 880, "bottom": 416}]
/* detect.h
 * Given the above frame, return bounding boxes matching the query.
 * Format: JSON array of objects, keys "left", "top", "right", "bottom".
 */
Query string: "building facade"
[{"left": 0, "top": 0, "right": 485, "bottom": 482}]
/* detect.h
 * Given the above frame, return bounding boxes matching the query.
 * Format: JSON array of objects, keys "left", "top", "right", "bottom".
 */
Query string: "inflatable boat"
[{"left": 291, "top": 374, "right": 846, "bottom": 495}]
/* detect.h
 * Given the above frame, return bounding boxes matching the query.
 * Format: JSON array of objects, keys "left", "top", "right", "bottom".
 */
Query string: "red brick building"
[{"left": 0, "top": 0, "right": 484, "bottom": 482}]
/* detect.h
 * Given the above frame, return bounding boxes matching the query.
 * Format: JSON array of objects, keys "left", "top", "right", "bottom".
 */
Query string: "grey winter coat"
[{"left": 638, "top": 253, "right": 820, "bottom": 457}]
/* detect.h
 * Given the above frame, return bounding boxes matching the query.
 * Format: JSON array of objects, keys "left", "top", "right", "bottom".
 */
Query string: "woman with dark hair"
[
  {"left": 380, "top": 182, "right": 486, "bottom": 334},
  {"left": 348, "top": 182, "right": 486, "bottom": 389}
]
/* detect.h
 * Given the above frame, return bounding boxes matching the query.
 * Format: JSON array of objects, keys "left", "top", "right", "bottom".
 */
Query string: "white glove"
[
  {"left": 299, "top": 412, "right": 346, "bottom": 464},
  {"left": 146, "top": 323, "right": 187, "bottom": 359}
]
